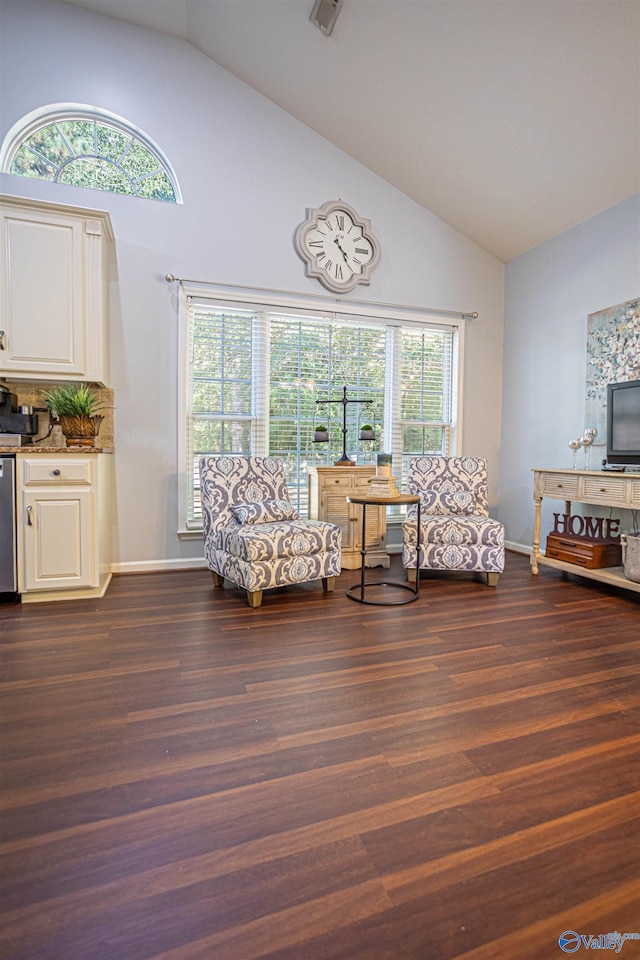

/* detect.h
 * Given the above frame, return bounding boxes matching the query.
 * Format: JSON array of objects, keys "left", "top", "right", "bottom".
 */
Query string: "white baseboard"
[
  {"left": 110, "top": 557, "right": 208, "bottom": 574},
  {"left": 505, "top": 540, "right": 531, "bottom": 555},
  {"left": 111, "top": 542, "right": 528, "bottom": 576}
]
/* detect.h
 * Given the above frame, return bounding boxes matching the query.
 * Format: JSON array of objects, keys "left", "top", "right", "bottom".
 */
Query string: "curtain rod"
[{"left": 165, "top": 274, "right": 478, "bottom": 321}]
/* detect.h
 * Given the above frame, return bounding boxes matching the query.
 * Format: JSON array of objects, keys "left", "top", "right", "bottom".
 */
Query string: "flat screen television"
[{"left": 606, "top": 379, "right": 640, "bottom": 466}]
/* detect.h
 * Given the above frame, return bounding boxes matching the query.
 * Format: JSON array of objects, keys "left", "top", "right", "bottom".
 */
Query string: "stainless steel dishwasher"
[{"left": 0, "top": 455, "right": 17, "bottom": 598}]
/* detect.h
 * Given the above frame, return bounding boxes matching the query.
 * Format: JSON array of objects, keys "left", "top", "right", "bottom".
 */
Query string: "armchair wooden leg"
[
  {"left": 322, "top": 577, "right": 335, "bottom": 592},
  {"left": 487, "top": 572, "right": 499, "bottom": 587},
  {"left": 211, "top": 571, "right": 224, "bottom": 588},
  {"left": 246, "top": 589, "right": 263, "bottom": 608},
  {"left": 406, "top": 567, "right": 417, "bottom": 583}
]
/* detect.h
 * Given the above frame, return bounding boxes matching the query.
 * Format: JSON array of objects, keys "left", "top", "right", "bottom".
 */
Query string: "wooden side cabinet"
[
  {"left": 17, "top": 454, "right": 112, "bottom": 601},
  {"left": 0, "top": 195, "right": 113, "bottom": 385},
  {"left": 308, "top": 465, "right": 390, "bottom": 569},
  {"left": 531, "top": 467, "right": 640, "bottom": 594}
]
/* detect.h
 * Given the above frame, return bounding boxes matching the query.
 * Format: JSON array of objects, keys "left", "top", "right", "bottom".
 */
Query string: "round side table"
[{"left": 345, "top": 492, "right": 421, "bottom": 604}]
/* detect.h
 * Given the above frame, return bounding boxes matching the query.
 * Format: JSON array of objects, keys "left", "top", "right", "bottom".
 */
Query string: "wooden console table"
[{"left": 531, "top": 468, "right": 640, "bottom": 594}]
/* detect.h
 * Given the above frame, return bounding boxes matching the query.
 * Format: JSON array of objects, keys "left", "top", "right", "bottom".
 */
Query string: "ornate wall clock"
[{"left": 294, "top": 200, "right": 381, "bottom": 294}]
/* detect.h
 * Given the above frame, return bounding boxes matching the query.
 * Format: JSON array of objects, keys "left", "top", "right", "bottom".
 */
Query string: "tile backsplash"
[{"left": 1, "top": 381, "right": 114, "bottom": 448}]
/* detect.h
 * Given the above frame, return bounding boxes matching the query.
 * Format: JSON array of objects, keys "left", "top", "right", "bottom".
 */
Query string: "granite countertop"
[{"left": 0, "top": 445, "right": 113, "bottom": 454}]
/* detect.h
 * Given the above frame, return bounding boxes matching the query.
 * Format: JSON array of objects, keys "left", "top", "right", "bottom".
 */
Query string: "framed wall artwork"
[{"left": 585, "top": 297, "right": 640, "bottom": 445}]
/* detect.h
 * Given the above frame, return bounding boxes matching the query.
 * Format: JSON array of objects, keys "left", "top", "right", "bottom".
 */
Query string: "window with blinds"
[
  {"left": 182, "top": 293, "right": 459, "bottom": 529},
  {"left": 399, "top": 325, "right": 455, "bottom": 482},
  {"left": 187, "top": 304, "right": 254, "bottom": 524},
  {"left": 268, "top": 315, "right": 387, "bottom": 514}
]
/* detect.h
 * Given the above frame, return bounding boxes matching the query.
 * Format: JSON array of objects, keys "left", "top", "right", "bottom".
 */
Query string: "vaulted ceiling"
[{"left": 62, "top": 0, "right": 639, "bottom": 262}]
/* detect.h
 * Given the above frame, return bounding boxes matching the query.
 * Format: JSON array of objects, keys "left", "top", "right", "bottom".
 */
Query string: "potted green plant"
[
  {"left": 313, "top": 425, "right": 329, "bottom": 442},
  {"left": 41, "top": 383, "right": 104, "bottom": 447},
  {"left": 359, "top": 423, "right": 375, "bottom": 440}
]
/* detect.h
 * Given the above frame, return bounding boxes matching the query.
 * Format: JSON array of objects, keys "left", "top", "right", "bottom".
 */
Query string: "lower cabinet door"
[
  {"left": 324, "top": 492, "right": 354, "bottom": 552},
  {"left": 22, "top": 488, "right": 96, "bottom": 591}
]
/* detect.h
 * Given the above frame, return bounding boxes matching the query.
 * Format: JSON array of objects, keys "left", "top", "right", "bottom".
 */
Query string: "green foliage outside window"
[
  {"left": 8, "top": 117, "right": 177, "bottom": 202},
  {"left": 186, "top": 302, "right": 455, "bottom": 523}
]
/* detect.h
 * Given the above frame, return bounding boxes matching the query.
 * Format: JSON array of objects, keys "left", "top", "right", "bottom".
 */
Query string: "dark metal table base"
[
  {"left": 346, "top": 580, "right": 418, "bottom": 605},
  {"left": 345, "top": 493, "right": 421, "bottom": 606}
]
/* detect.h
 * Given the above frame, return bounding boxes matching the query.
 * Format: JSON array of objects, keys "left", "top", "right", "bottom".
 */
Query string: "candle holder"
[
  {"left": 581, "top": 427, "right": 597, "bottom": 469},
  {"left": 367, "top": 451, "right": 399, "bottom": 497},
  {"left": 568, "top": 438, "right": 581, "bottom": 469},
  {"left": 376, "top": 452, "right": 392, "bottom": 477}
]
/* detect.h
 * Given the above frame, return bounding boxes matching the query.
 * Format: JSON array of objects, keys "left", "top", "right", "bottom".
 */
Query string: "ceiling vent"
[{"left": 310, "top": 0, "right": 343, "bottom": 37}]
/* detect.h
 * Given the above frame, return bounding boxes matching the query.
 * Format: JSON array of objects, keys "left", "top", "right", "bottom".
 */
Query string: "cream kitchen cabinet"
[
  {"left": 0, "top": 195, "right": 113, "bottom": 385},
  {"left": 308, "top": 465, "right": 389, "bottom": 569},
  {"left": 17, "top": 454, "right": 112, "bottom": 601}
]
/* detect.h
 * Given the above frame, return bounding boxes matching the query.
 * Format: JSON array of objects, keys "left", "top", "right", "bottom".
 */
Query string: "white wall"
[
  {"left": 0, "top": 1, "right": 505, "bottom": 569},
  {"left": 500, "top": 194, "right": 640, "bottom": 551}
]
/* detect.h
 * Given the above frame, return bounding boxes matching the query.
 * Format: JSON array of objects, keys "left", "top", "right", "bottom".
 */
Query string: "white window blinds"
[{"left": 182, "top": 294, "right": 458, "bottom": 529}]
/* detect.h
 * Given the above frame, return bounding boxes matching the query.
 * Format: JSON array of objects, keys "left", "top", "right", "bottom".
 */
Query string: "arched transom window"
[{"left": 1, "top": 105, "right": 181, "bottom": 203}]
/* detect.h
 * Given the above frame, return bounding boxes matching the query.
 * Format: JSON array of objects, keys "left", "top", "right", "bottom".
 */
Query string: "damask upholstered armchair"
[
  {"left": 402, "top": 456, "right": 505, "bottom": 586},
  {"left": 199, "top": 456, "right": 342, "bottom": 607}
]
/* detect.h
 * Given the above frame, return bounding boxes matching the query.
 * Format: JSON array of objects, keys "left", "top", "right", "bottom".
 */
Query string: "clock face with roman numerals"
[{"left": 294, "top": 200, "right": 381, "bottom": 293}]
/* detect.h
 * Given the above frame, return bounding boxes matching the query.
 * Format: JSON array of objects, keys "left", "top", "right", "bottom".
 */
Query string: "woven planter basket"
[
  {"left": 58, "top": 414, "right": 104, "bottom": 447},
  {"left": 621, "top": 534, "right": 640, "bottom": 583}
]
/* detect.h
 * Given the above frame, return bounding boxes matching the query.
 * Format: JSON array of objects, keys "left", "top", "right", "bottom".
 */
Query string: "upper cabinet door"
[
  {"left": 0, "top": 196, "right": 112, "bottom": 385},
  {"left": 1, "top": 211, "right": 83, "bottom": 375}
]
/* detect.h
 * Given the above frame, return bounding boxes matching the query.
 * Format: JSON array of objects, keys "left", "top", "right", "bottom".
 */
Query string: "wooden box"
[{"left": 545, "top": 533, "right": 622, "bottom": 569}]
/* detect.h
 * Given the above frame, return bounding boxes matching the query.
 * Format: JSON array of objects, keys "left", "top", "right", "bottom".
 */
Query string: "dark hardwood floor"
[{"left": 1, "top": 551, "right": 638, "bottom": 960}]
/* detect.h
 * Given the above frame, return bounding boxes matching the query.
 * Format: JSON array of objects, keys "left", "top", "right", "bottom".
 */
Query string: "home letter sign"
[{"left": 552, "top": 513, "right": 620, "bottom": 541}]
